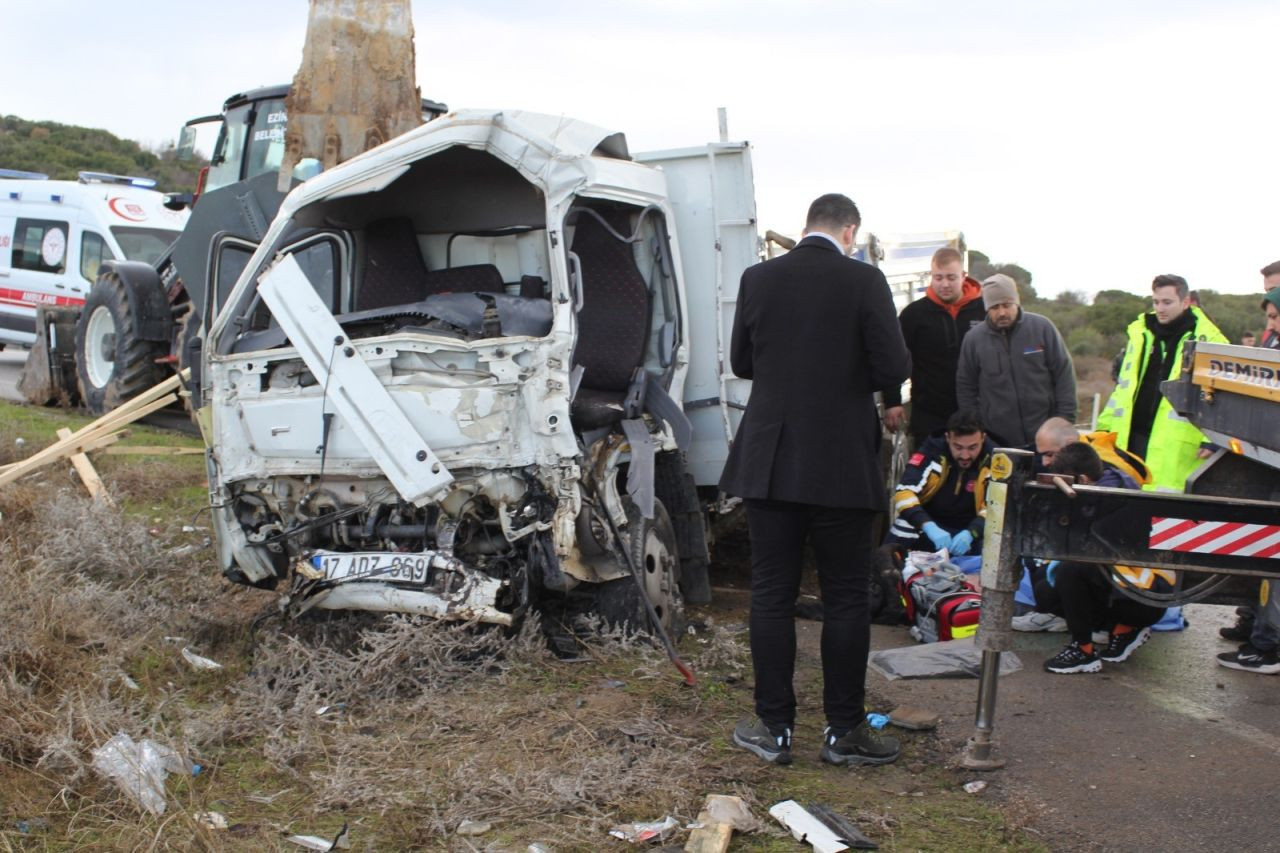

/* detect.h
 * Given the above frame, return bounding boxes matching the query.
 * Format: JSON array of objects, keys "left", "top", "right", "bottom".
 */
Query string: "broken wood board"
[
  {"left": 103, "top": 446, "right": 205, "bottom": 456},
  {"left": 56, "top": 427, "right": 111, "bottom": 503},
  {"left": 0, "top": 371, "right": 185, "bottom": 488}
]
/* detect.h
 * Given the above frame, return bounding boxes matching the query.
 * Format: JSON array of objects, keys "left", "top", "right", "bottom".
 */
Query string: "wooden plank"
[
  {"left": 684, "top": 814, "right": 732, "bottom": 853},
  {"left": 0, "top": 393, "right": 174, "bottom": 487},
  {"left": 102, "top": 446, "right": 205, "bottom": 456},
  {"left": 56, "top": 427, "right": 111, "bottom": 503}
]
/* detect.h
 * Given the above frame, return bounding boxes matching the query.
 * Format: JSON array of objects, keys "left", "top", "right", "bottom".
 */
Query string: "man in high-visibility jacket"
[{"left": 1097, "top": 274, "right": 1227, "bottom": 491}]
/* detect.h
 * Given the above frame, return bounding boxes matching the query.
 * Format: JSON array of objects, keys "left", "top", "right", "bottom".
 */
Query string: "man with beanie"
[
  {"left": 720, "top": 193, "right": 910, "bottom": 767},
  {"left": 882, "top": 247, "right": 986, "bottom": 449},
  {"left": 956, "top": 273, "right": 1077, "bottom": 448},
  {"left": 1098, "top": 274, "right": 1227, "bottom": 491}
]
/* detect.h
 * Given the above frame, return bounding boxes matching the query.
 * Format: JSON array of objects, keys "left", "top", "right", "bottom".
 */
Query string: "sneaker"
[
  {"left": 1044, "top": 642, "right": 1102, "bottom": 674},
  {"left": 819, "top": 722, "right": 901, "bottom": 766},
  {"left": 1012, "top": 611, "right": 1068, "bottom": 632},
  {"left": 732, "top": 718, "right": 793, "bottom": 765},
  {"left": 1099, "top": 626, "right": 1151, "bottom": 662},
  {"left": 1219, "top": 618, "right": 1255, "bottom": 643},
  {"left": 1217, "top": 643, "right": 1280, "bottom": 674}
]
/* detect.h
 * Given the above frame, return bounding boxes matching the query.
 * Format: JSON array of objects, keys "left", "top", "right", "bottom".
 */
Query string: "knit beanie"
[
  {"left": 981, "top": 274, "right": 1020, "bottom": 310},
  {"left": 1262, "top": 288, "right": 1280, "bottom": 312}
]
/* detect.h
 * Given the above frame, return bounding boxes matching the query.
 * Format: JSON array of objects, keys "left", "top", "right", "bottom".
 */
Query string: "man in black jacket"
[
  {"left": 720, "top": 193, "right": 911, "bottom": 767},
  {"left": 882, "top": 248, "right": 986, "bottom": 448}
]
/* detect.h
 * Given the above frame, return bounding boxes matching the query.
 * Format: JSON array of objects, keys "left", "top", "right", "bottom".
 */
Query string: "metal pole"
[{"left": 960, "top": 449, "right": 1033, "bottom": 771}]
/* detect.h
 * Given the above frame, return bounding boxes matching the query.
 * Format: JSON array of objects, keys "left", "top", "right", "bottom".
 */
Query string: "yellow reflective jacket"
[{"left": 1097, "top": 307, "right": 1227, "bottom": 491}]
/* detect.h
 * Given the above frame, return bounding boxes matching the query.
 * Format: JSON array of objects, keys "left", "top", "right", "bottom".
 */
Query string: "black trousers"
[
  {"left": 1055, "top": 561, "right": 1166, "bottom": 645},
  {"left": 745, "top": 499, "right": 875, "bottom": 731}
]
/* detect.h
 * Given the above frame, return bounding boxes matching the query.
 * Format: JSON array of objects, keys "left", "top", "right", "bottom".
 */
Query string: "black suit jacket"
[{"left": 718, "top": 236, "right": 911, "bottom": 509}]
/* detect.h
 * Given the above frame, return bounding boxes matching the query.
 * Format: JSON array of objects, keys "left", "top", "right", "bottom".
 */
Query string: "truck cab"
[{"left": 201, "top": 110, "right": 761, "bottom": 631}]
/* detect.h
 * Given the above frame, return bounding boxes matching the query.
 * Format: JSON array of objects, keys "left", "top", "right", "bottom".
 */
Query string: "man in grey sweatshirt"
[{"left": 956, "top": 274, "right": 1076, "bottom": 448}]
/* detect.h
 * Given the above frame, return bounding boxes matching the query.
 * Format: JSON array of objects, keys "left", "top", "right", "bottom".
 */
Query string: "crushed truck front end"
[{"left": 203, "top": 110, "right": 698, "bottom": 629}]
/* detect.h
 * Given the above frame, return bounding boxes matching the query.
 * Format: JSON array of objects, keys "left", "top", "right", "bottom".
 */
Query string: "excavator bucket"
[{"left": 279, "top": 0, "right": 424, "bottom": 191}]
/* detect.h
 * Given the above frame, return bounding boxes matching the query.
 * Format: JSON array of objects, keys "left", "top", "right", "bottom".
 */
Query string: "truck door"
[{"left": 633, "top": 142, "right": 759, "bottom": 487}]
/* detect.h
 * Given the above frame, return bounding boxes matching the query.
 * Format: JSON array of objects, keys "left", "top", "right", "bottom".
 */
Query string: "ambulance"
[{"left": 0, "top": 169, "right": 188, "bottom": 349}]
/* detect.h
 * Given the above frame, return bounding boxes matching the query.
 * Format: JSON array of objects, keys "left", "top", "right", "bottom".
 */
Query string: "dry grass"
[{"left": 0, "top": 409, "right": 1046, "bottom": 852}]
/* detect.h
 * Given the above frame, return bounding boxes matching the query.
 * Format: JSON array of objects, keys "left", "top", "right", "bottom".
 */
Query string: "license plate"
[{"left": 310, "top": 552, "right": 432, "bottom": 584}]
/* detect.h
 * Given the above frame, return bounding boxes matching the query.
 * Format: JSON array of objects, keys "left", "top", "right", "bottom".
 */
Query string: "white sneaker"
[{"left": 1012, "top": 611, "right": 1068, "bottom": 632}]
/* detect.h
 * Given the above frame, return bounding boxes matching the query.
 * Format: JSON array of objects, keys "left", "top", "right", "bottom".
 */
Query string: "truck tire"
[
  {"left": 590, "top": 499, "right": 685, "bottom": 637},
  {"left": 74, "top": 270, "right": 166, "bottom": 415},
  {"left": 654, "top": 451, "right": 712, "bottom": 604}
]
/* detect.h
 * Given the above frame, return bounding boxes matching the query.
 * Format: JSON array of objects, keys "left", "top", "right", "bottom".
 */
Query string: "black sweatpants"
[
  {"left": 744, "top": 499, "right": 875, "bottom": 732},
  {"left": 1054, "top": 561, "right": 1167, "bottom": 645}
]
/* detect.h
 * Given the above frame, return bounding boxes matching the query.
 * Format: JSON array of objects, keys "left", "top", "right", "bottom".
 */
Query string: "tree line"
[
  {"left": 0, "top": 115, "right": 204, "bottom": 194},
  {"left": 969, "top": 250, "right": 1263, "bottom": 357}
]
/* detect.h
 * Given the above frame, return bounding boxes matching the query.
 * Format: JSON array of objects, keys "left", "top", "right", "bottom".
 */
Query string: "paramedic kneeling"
[
  {"left": 1042, "top": 443, "right": 1171, "bottom": 674},
  {"left": 885, "top": 410, "right": 992, "bottom": 557}
]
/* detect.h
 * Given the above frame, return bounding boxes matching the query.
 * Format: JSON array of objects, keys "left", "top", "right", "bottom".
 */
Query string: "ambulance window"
[
  {"left": 110, "top": 227, "right": 179, "bottom": 266},
  {"left": 13, "top": 218, "right": 69, "bottom": 274},
  {"left": 80, "top": 231, "right": 115, "bottom": 283}
]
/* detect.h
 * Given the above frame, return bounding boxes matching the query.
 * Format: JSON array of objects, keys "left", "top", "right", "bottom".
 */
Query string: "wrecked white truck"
[{"left": 195, "top": 110, "right": 760, "bottom": 633}]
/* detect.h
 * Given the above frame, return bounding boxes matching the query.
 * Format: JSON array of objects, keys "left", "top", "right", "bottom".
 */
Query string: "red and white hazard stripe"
[{"left": 1149, "top": 517, "right": 1280, "bottom": 559}]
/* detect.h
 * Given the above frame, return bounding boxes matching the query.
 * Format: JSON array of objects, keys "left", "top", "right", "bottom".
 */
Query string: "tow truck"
[{"left": 961, "top": 340, "right": 1280, "bottom": 769}]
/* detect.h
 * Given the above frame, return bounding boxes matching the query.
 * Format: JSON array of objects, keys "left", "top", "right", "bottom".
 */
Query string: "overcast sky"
[{"left": 3, "top": 1, "right": 1276, "bottom": 299}]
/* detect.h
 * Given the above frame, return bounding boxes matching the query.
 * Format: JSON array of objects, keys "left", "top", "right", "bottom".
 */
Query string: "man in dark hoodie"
[{"left": 883, "top": 247, "right": 986, "bottom": 449}]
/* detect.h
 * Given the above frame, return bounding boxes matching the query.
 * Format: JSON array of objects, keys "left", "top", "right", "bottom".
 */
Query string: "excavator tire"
[{"left": 74, "top": 270, "right": 166, "bottom": 415}]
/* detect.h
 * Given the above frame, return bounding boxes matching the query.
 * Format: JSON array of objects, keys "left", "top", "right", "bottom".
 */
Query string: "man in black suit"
[{"left": 720, "top": 193, "right": 911, "bottom": 766}]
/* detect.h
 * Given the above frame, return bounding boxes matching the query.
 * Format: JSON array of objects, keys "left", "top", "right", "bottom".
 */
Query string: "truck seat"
[
  {"left": 357, "top": 217, "right": 505, "bottom": 310},
  {"left": 568, "top": 209, "right": 650, "bottom": 429}
]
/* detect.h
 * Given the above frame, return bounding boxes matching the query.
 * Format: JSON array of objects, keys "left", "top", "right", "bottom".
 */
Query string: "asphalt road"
[
  {"left": 0, "top": 349, "right": 27, "bottom": 403},
  {"left": 868, "top": 604, "right": 1277, "bottom": 852}
]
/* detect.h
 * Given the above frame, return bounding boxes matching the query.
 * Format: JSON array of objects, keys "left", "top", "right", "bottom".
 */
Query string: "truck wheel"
[
  {"left": 591, "top": 499, "right": 685, "bottom": 637},
  {"left": 74, "top": 271, "right": 165, "bottom": 415}
]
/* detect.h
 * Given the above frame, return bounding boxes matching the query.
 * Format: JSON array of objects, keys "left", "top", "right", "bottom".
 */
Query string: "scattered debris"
[
  {"left": 602, "top": 679, "right": 626, "bottom": 689},
  {"left": 181, "top": 647, "right": 224, "bottom": 671},
  {"left": 867, "top": 638, "right": 1022, "bottom": 680},
  {"left": 286, "top": 821, "right": 350, "bottom": 850},
  {"left": 865, "top": 713, "right": 890, "bottom": 730},
  {"left": 456, "top": 819, "right": 492, "bottom": 836},
  {"left": 888, "top": 706, "right": 940, "bottom": 731},
  {"left": 963, "top": 781, "right": 988, "bottom": 794},
  {"left": 90, "top": 733, "right": 191, "bottom": 815},
  {"left": 197, "top": 811, "right": 229, "bottom": 830},
  {"left": 769, "top": 800, "right": 859, "bottom": 853},
  {"left": 806, "top": 804, "right": 878, "bottom": 850},
  {"left": 246, "top": 789, "right": 291, "bottom": 805},
  {"left": 14, "top": 818, "right": 50, "bottom": 834},
  {"left": 315, "top": 703, "right": 348, "bottom": 716},
  {"left": 119, "top": 672, "right": 140, "bottom": 691},
  {"left": 685, "top": 794, "right": 762, "bottom": 852},
  {"left": 609, "top": 815, "right": 679, "bottom": 844}
]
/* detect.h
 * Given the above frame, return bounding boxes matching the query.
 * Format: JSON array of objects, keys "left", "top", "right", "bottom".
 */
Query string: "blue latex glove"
[
  {"left": 1045, "top": 560, "right": 1061, "bottom": 586},
  {"left": 950, "top": 529, "right": 975, "bottom": 556},
  {"left": 921, "top": 521, "right": 953, "bottom": 552}
]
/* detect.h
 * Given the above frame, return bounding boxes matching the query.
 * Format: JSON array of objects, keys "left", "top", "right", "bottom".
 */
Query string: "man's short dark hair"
[
  {"left": 932, "top": 247, "right": 963, "bottom": 267},
  {"left": 1048, "top": 442, "right": 1104, "bottom": 483},
  {"left": 1152, "top": 274, "right": 1189, "bottom": 300},
  {"left": 945, "top": 410, "right": 985, "bottom": 437},
  {"left": 1260, "top": 261, "right": 1280, "bottom": 278},
  {"left": 805, "top": 193, "right": 861, "bottom": 231}
]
